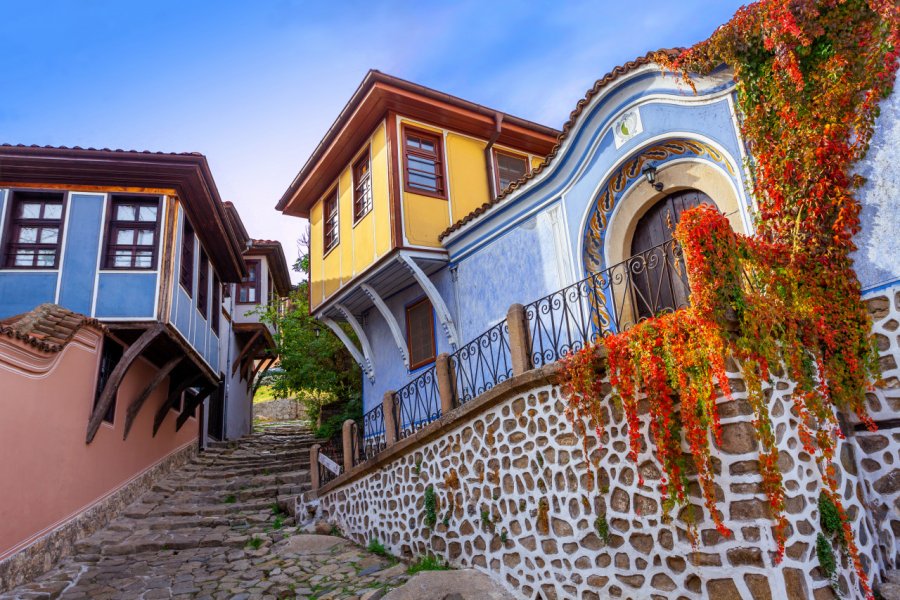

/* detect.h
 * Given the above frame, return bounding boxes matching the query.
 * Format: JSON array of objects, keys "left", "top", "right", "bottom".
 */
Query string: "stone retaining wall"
[
  {"left": 253, "top": 397, "right": 306, "bottom": 422},
  {"left": 0, "top": 441, "right": 197, "bottom": 592},
  {"left": 315, "top": 284, "right": 900, "bottom": 600}
]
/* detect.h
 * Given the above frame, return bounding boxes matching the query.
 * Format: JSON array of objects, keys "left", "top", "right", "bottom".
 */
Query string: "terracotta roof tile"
[
  {"left": 438, "top": 49, "right": 683, "bottom": 242},
  {"left": 0, "top": 304, "right": 106, "bottom": 352},
  {"left": 0, "top": 143, "right": 201, "bottom": 156}
]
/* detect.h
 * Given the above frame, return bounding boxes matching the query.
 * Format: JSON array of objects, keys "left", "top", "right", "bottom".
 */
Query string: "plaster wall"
[
  {"left": 852, "top": 83, "right": 900, "bottom": 293},
  {"left": 0, "top": 329, "right": 198, "bottom": 562}
]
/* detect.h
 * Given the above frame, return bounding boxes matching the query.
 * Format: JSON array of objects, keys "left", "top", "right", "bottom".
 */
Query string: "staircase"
[{"left": 2, "top": 423, "right": 320, "bottom": 599}]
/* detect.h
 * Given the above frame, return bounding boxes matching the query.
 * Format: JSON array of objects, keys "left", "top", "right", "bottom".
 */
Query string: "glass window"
[
  {"left": 353, "top": 150, "right": 373, "bottom": 222},
  {"left": 103, "top": 195, "right": 161, "bottom": 270},
  {"left": 323, "top": 189, "right": 339, "bottom": 252},
  {"left": 403, "top": 128, "right": 445, "bottom": 198},
  {"left": 3, "top": 191, "right": 66, "bottom": 268},
  {"left": 495, "top": 151, "right": 529, "bottom": 192},
  {"left": 180, "top": 221, "right": 195, "bottom": 296},
  {"left": 406, "top": 298, "right": 436, "bottom": 369},
  {"left": 238, "top": 260, "right": 261, "bottom": 304},
  {"left": 197, "top": 249, "right": 209, "bottom": 318}
]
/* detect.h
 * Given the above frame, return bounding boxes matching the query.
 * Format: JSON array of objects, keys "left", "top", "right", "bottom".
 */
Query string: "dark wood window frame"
[
  {"left": 237, "top": 259, "right": 261, "bottom": 305},
  {"left": 402, "top": 126, "right": 447, "bottom": 200},
  {"left": 211, "top": 273, "right": 221, "bottom": 333},
  {"left": 352, "top": 148, "right": 373, "bottom": 224},
  {"left": 197, "top": 248, "right": 209, "bottom": 319},
  {"left": 102, "top": 195, "right": 162, "bottom": 270},
  {"left": 93, "top": 337, "right": 124, "bottom": 425},
  {"left": 323, "top": 188, "right": 339, "bottom": 253},
  {"left": 493, "top": 149, "right": 530, "bottom": 194},
  {"left": 179, "top": 220, "right": 195, "bottom": 297},
  {"left": 2, "top": 190, "right": 67, "bottom": 269},
  {"left": 405, "top": 296, "right": 436, "bottom": 370}
]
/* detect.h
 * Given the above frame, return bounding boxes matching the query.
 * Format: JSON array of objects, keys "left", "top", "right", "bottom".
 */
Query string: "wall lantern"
[{"left": 642, "top": 163, "right": 664, "bottom": 192}]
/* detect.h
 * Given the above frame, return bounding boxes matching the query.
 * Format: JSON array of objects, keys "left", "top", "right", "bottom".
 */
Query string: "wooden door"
[{"left": 628, "top": 189, "right": 714, "bottom": 321}]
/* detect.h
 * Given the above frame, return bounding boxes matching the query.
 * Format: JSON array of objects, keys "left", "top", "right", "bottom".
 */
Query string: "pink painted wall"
[{"left": 0, "top": 328, "right": 198, "bottom": 559}]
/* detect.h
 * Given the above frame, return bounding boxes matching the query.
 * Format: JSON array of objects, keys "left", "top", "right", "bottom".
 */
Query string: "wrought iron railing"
[
  {"left": 316, "top": 440, "right": 343, "bottom": 488},
  {"left": 359, "top": 403, "right": 386, "bottom": 462},
  {"left": 393, "top": 366, "right": 441, "bottom": 440},
  {"left": 450, "top": 319, "right": 513, "bottom": 406},
  {"left": 524, "top": 239, "right": 688, "bottom": 367},
  {"left": 353, "top": 238, "right": 690, "bottom": 464}
]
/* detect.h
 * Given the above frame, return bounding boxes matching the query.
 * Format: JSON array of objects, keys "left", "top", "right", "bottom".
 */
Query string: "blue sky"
[{"left": 1, "top": 0, "right": 744, "bottom": 281}]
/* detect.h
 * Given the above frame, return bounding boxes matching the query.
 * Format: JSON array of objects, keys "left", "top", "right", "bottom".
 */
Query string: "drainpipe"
[{"left": 484, "top": 112, "right": 503, "bottom": 200}]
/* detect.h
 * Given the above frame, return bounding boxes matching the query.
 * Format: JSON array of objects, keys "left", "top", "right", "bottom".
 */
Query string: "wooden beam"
[
  {"left": 152, "top": 373, "right": 203, "bottom": 437},
  {"left": 122, "top": 355, "right": 184, "bottom": 440},
  {"left": 231, "top": 330, "right": 262, "bottom": 376},
  {"left": 86, "top": 323, "right": 165, "bottom": 444},
  {"left": 247, "top": 356, "right": 275, "bottom": 393},
  {"left": 176, "top": 384, "right": 216, "bottom": 432}
]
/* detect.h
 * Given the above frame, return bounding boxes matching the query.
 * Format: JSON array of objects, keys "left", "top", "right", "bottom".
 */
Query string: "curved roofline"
[{"left": 438, "top": 49, "right": 684, "bottom": 242}]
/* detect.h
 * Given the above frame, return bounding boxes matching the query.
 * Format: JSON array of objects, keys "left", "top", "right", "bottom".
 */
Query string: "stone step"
[
  {"left": 129, "top": 497, "right": 276, "bottom": 519},
  {"left": 158, "top": 469, "right": 309, "bottom": 493}
]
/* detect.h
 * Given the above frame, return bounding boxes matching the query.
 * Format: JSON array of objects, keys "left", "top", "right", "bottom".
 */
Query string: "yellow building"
[{"left": 277, "top": 71, "right": 558, "bottom": 395}]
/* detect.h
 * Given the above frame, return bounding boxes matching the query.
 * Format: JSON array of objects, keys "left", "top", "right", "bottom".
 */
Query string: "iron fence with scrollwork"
[
  {"left": 524, "top": 239, "right": 689, "bottom": 367},
  {"left": 449, "top": 319, "right": 513, "bottom": 407},
  {"left": 393, "top": 365, "right": 441, "bottom": 440},
  {"left": 358, "top": 403, "right": 386, "bottom": 463}
]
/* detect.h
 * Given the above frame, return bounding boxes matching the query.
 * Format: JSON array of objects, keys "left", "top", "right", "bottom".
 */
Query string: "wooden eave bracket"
[
  {"left": 320, "top": 314, "right": 375, "bottom": 383},
  {"left": 175, "top": 384, "right": 215, "bottom": 432},
  {"left": 231, "top": 330, "right": 262, "bottom": 377},
  {"left": 152, "top": 373, "right": 204, "bottom": 437},
  {"left": 360, "top": 283, "right": 410, "bottom": 368},
  {"left": 397, "top": 253, "right": 460, "bottom": 350},
  {"left": 122, "top": 354, "right": 184, "bottom": 440},
  {"left": 86, "top": 323, "right": 166, "bottom": 444}
]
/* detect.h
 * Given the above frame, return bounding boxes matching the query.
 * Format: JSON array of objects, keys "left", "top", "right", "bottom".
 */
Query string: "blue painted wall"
[
  {"left": 360, "top": 267, "right": 458, "bottom": 415},
  {"left": 58, "top": 193, "right": 104, "bottom": 315},
  {"left": 168, "top": 207, "right": 220, "bottom": 371},
  {"left": 94, "top": 273, "right": 157, "bottom": 318},
  {"left": 0, "top": 272, "right": 57, "bottom": 316}
]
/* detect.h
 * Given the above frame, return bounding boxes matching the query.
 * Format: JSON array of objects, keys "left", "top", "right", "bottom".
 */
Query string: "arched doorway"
[{"left": 628, "top": 189, "right": 714, "bottom": 321}]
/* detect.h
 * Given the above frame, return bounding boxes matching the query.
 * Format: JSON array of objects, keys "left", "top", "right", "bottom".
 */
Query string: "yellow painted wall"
[
  {"left": 309, "top": 120, "right": 392, "bottom": 311},
  {"left": 446, "top": 133, "right": 491, "bottom": 223},
  {"left": 531, "top": 156, "right": 543, "bottom": 170}
]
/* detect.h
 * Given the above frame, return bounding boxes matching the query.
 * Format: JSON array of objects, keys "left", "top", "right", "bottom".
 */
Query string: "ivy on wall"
[{"left": 562, "top": 1, "right": 898, "bottom": 597}]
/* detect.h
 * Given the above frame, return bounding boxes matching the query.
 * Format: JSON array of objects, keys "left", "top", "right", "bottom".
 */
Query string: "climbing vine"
[{"left": 562, "top": 1, "right": 898, "bottom": 598}]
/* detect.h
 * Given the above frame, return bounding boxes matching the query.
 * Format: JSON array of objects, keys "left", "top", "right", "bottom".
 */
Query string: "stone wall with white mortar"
[{"left": 318, "top": 285, "right": 900, "bottom": 600}]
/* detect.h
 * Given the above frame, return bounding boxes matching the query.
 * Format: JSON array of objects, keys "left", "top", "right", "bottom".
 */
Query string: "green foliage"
[
  {"left": 367, "top": 538, "right": 388, "bottom": 557},
  {"left": 816, "top": 533, "right": 837, "bottom": 579},
  {"left": 413, "top": 459, "right": 423, "bottom": 475},
  {"left": 255, "top": 279, "right": 361, "bottom": 403},
  {"left": 595, "top": 515, "right": 610, "bottom": 544},
  {"left": 407, "top": 554, "right": 450, "bottom": 575},
  {"left": 480, "top": 507, "right": 494, "bottom": 531},
  {"left": 424, "top": 485, "right": 437, "bottom": 529},
  {"left": 272, "top": 516, "right": 284, "bottom": 530},
  {"left": 329, "top": 524, "right": 341, "bottom": 537},
  {"left": 818, "top": 493, "right": 846, "bottom": 546},
  {"left": 246, "top": 536, "right": 263, "bottom": 550},
  {"left": 499, "top": 529, "right": 508, "bottom": 543},
  {"left": 223, "top": 495, "right": 236, "bottom": 504}
]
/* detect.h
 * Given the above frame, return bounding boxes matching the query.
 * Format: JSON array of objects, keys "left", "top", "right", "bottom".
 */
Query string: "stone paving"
[{"left": 0, "top": 424, "right": 414, "bottom": 600}]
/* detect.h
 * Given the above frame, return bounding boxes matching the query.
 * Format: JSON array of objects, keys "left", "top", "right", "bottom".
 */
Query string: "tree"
[{"left": 255, "top": 226, "right": 362, "bottom": 436}]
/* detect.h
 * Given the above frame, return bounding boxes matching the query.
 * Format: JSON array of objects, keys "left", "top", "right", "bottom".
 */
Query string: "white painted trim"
[
  {"left": 361, "top": 283, "right": 410, "bottom": 368},
  {"left": 334, "top": 302, "right": 376, "bottom": 378},
  {"left": 0, "top": 189, "right": 8, "bottom": 257},
  {"left": 397, "top": 252, "right": 459, "bottom": 349},
  {"left": 320, "top": 315, "right": 375, "bottom": 383},
  {"left": 443, "top": 89, "right": 738, "bottom": 251},
  {"left": 54, "top": 191, "right": 74, "bottom": 304}
]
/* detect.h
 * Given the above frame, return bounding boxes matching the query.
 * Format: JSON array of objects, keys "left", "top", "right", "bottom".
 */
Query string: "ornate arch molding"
[{"left": 581, "top": 138, "right": 738, "bottom": 275}]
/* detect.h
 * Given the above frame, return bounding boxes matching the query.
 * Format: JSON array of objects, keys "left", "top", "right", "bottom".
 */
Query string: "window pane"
[
  {"left": 114, "top": 250, "right": 133, "bottom": 268},
  {"left": 409, "top": 172, "right": 438, "bottom": 190},
  {"left": 408, "top": 135, "right": 435, "bottom": 153},
  {"left": 135, "top": 251, "right": 152, "bottom": 268},
  {"left": 18, "top": 227, "right": 38, "bottom": 243},
  {"left": 116, "top": 204, "right": 136, "bottom": 221},
  {"left": 39, "top": 227, "right": 58, "bottom": 244},
  {"left": 137, "top": 229, "right": 154, "bottom": 245},
  {"left": 43, "top": 204, "right": 63, "bottom": 219},
  {"left": 36, "top": 250, "right": 56, "bottom": 267},
  {"left": 138, "top": 205, "right": 157, "bottom": 222},
  {"left": 408, "top": 155, "right": 436, "bottom": 174},
  {"left": 14, "top": 250, "right": 34, "bottom": 266},
  {"left": 116, "top": 229, "right": 135, "bottom": 245},
  {"left": 20, "top": 203, "right": 42, "bottom": 219}
]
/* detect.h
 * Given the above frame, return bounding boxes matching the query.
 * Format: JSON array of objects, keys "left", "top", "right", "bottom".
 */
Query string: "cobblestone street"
[{"left": 1, "top": 425, "right": 412, "bottom": 600}]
